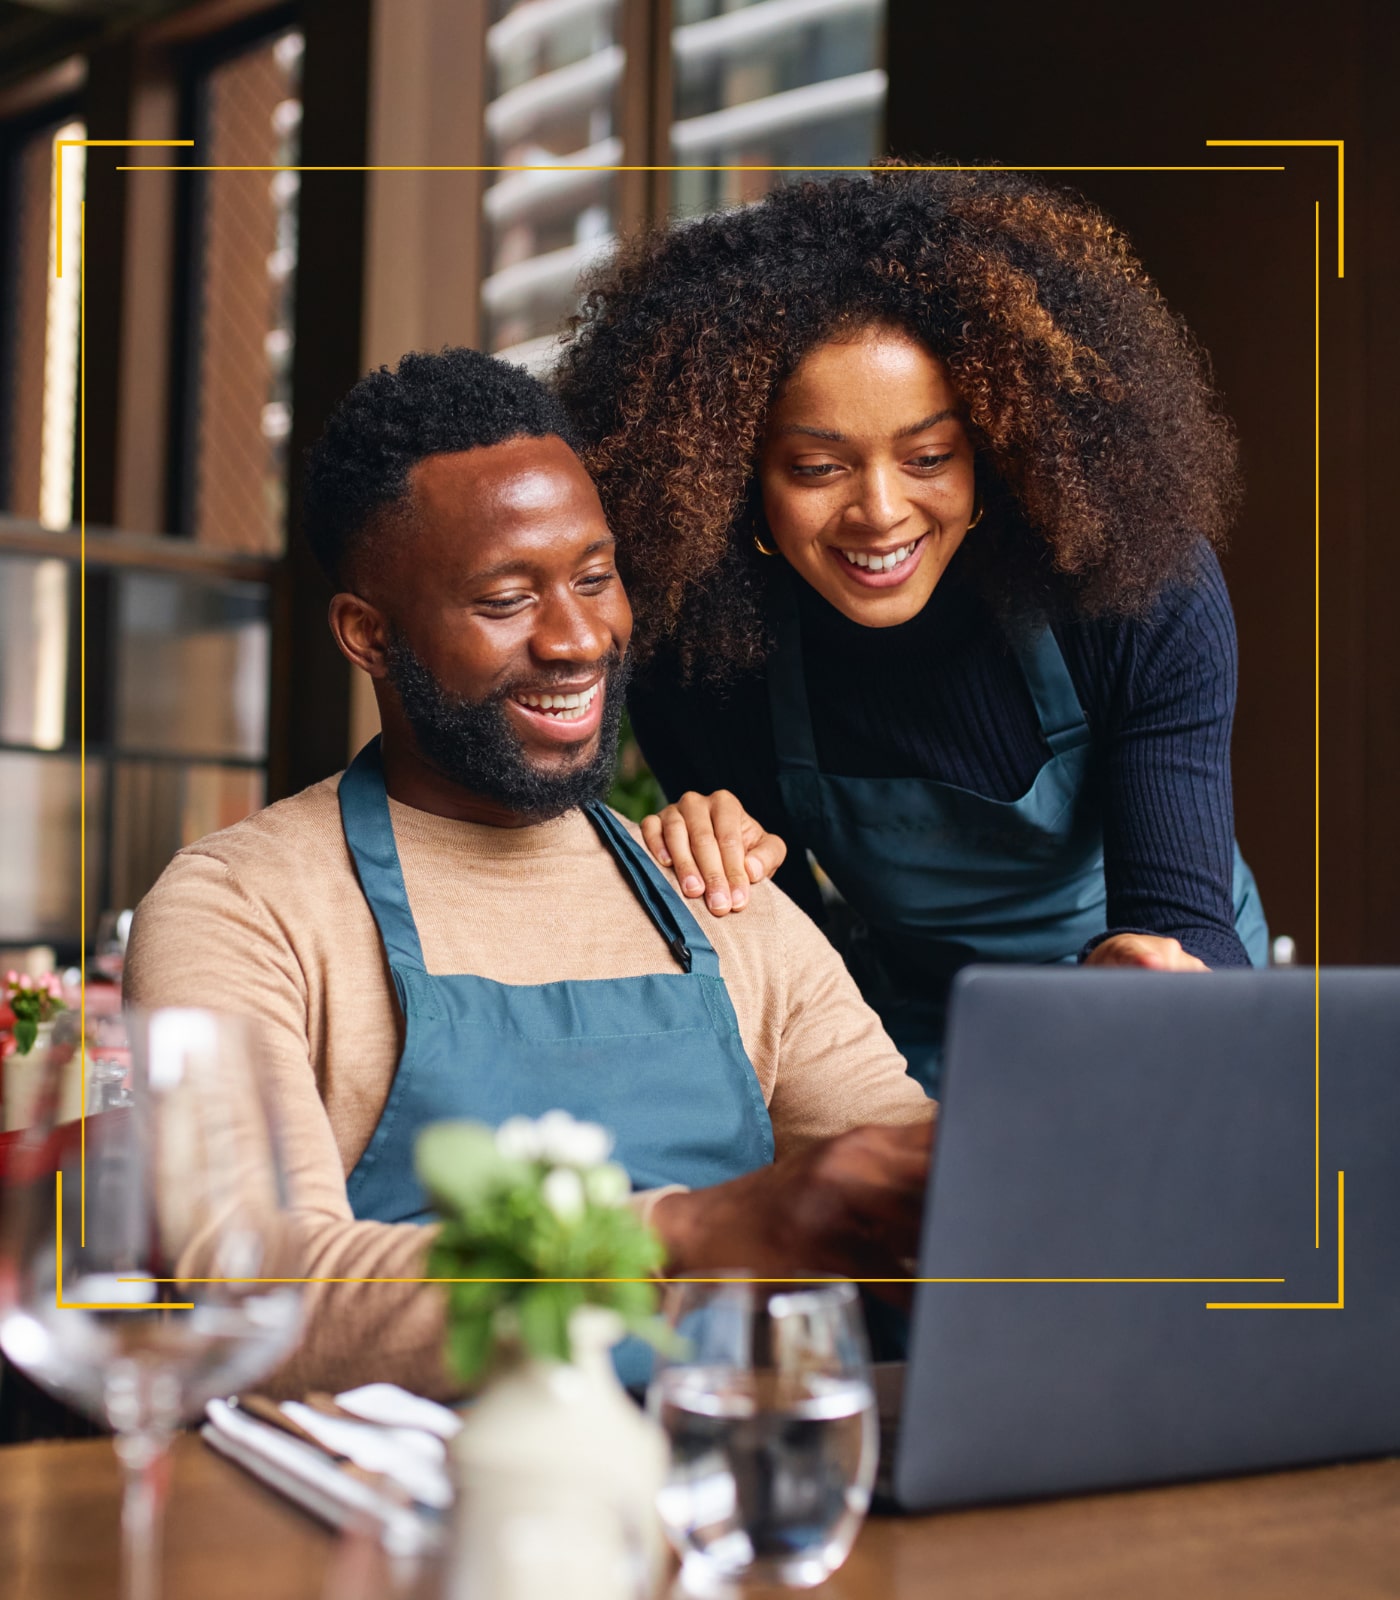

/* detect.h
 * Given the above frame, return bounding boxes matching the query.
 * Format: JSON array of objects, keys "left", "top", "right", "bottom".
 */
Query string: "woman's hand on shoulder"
[
  {"left": 641, "top": 791, "right": 787, "bottom": 916},
  {"left": 1085, "top": 934, "right": 1208, "bottom": 971}
]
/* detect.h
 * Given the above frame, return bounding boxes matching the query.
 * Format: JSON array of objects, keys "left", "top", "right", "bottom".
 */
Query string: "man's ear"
[{"left": 329, "top": 592, "right": 392, "bottom": 679}]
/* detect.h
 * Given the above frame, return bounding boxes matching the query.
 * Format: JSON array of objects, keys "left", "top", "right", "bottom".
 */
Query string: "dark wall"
[{"left": 886, "top": 0, "right": 1398, "bottom": 964}]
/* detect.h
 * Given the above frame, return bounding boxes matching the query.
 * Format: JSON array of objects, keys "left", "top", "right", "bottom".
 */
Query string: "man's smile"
[{"left": 506, "top": 676, "right": 605, "bottom": 744}]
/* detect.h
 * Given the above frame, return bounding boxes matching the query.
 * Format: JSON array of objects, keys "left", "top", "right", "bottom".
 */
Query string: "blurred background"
[{"left": 0, "top": 0, "right": 1394, "bottom": 976}]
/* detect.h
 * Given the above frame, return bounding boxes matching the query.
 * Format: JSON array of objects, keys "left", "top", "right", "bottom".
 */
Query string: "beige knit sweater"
[{"left": 124, "top": 776, "right": 930, "bottom": 1398}]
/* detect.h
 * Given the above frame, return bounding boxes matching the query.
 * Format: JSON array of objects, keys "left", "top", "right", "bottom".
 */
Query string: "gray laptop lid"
[{"left": 893, "top": 967, "right": 1400, "bottom": 1510}]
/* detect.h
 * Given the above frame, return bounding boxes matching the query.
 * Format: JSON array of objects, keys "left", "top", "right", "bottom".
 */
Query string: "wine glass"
[
  {"left": 648, "top": 1277, "right": 878, "bottom": 1592},
  {"left": 0, "top": 1008, "right": 304, "bottom": 1600}
]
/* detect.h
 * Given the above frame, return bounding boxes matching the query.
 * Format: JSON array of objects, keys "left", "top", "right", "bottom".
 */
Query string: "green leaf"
[
  {"left": 633, "top": 1314, "right": 690, "bottom": 1360},
  {"left": 517, "top": 1282, "right": 580, "bottom": 1365},
  {"left": 446, "top": 1279, "right": 502, "bottom": 1320},
  {"left": 443, "top": 1247, "right": 531, "bottom": 1287},
  {"left": 445, "top": 1310, "right": 495, "bottom": 1385},
  {"left": 603, "top": 1277, "right": 657, "bottom": 1322},
  {"left": 14, "top": 1017, "right": 36, "bottom": 1055}
]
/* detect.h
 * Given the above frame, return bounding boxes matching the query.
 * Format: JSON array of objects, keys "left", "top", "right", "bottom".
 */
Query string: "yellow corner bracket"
[
  {"left": 54, "top": 139, "right": 194, "bottom": 277},
  {"left": 1208, "top": 1171, "right": 1344, "bottom": 1310},
  {"left": 54, "top": 1170, "right": 194, "bottom": 1311},
  {"left": 1207, "top": 139, "right": 1343, "bottom": 276}
]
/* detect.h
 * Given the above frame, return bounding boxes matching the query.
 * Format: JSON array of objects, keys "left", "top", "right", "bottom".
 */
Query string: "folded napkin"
[
  {"left": 335, "top": 1383, "right": 461, "bottom": 1440},
  {"left": 202, "top": 1385, "right": 459, "bottom": 1554},
  {"left": 278, "top": 1402, "right": 451, "bottom": 1509}
]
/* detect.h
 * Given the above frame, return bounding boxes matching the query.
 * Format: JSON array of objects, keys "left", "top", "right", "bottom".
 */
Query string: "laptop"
[{"left": 883, "top": 965, "right": 1400, "bottom": 1510}]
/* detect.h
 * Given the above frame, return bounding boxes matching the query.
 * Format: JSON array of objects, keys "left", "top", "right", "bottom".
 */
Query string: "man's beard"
[{"left": 384, "top": 632, "right": 630, "bottom": 821}]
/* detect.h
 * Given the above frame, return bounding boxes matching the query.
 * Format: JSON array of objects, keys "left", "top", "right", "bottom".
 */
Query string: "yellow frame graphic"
[
  {"left": 53, "top": 1170, "right": 194, "bottom": 1310},
  {"left": 1209, "top": 1172, "right": 1344, "bottom": 1311},
  {"left": 48, "top": 139, "right": 1344, "bottom": 1310}
]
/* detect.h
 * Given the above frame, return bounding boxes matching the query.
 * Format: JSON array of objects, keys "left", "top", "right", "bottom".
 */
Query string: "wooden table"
[{"left": 3, "top": 1434, "right": 1400, "bottom": 1599}]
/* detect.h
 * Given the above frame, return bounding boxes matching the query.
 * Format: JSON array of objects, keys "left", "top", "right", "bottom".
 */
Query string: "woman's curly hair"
[{"left": 555, "top": 165, "right": 1241, "bottom": 681}]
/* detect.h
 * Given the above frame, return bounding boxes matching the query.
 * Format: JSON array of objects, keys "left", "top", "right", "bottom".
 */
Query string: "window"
[
  {"left": 474, "top": 1, "right": 888, "bottom": 362},
  {"left": 183, "top": 26, "right": 303, "bottom": 553},
  {"left": 2, "top": 117, "right": 84, "bottom": 530},
  {"left": 671, "top": 0, "right": 886, "bottom": 217},
  {"left": 0, "top": 542, "right": 270, "bottom": 958},
  {"left": 482, "top": 0, "right": 624, "bottom": 371}
]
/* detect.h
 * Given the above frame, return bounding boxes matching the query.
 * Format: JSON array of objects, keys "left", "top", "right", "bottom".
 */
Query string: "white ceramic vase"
[{"left": 444, "top": 1306, "right": 668, "bottom": 1600}]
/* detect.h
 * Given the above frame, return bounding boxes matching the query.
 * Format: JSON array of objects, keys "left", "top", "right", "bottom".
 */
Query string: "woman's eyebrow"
[
  {"left": 776, "top": 422, "right": 846, "bottom": 441},
  {"left": 776, "top": 409, "right": 959, "bottom": 443},
  {"left": 897, "top": 409, "right": 958, "bottom": 435}
]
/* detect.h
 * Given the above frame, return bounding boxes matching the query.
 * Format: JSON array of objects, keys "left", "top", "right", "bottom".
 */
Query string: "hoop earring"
[
  {"left": 967, "top": 497, "right": 985, "bottom": 531},
  {"left": 753, "top": 532, "right": 779, "bottom": 557}
]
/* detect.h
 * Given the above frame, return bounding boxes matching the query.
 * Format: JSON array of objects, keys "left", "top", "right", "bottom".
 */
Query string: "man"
[{"left": 125, "top": 348, "right": 932, "bottom": 1398}]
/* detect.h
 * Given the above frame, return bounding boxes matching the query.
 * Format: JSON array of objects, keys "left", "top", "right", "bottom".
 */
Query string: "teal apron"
[
  {"left": 338, "top": 739, "right": 774, "bottom": 1381},
  {"left": 766, "top": 581, "right": 1269, "bottom": 1095}
]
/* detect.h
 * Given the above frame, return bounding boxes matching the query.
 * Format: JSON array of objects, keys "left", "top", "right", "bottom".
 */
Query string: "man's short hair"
[{"left": 302, "top": 347, "right": 580, "bottom": 589}]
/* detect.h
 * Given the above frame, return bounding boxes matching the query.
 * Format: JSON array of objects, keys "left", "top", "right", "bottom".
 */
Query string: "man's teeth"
[
  {"left": 515, "top": 684, "right": 600, "bottom": 721},
  {"left": 839, "top": 540, "right": 920, "bottom": 573}
]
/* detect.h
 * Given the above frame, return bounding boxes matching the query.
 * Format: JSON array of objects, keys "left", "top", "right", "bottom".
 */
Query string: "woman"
[{"left": 558, "top": 167, "right": 1268, "bottom": 1093}]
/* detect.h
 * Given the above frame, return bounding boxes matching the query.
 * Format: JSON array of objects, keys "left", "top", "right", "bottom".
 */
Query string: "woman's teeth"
[
  {"left": 839, "top": 539, "right": 920, "bottom": 572},
  {"left": 515, "top": 684, "right": 599, "bottom": 721}
]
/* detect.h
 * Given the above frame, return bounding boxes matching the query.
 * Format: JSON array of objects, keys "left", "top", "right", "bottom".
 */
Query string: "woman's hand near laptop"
[
  {"left": 649, "top": 1120, "right": 935, "bottom": 1307},
  {"left": 642, "top": 789, "right": 788, "bottom": 915},
  {"left": 1086, "top": 934, "right": 1209, "bottom": 971}
]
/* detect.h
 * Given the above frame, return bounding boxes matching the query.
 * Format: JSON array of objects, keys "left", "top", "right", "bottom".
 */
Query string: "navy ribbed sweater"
[{"left": 628, "top": 542, "right": 1251, "bottom": 969}]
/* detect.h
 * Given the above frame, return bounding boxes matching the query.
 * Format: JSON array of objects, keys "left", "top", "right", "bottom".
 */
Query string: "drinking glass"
[
  {"left": 648, "top": 1278, "right": 878, "bottom": 1592},
  {"left": 0, "top": 1008, "right": 304, "bottom": 1600},
  {"left": 93, "top": 908, "right": 134, "bottom": 982}
]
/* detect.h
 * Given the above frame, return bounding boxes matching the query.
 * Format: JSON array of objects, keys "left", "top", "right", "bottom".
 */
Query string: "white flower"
[
  {"left": 494, "top": 1116, "right": 542, "bottom": 1162},
  {"left": 583, "top": 1162, "right": 631, "bottom": 1208},
  {"left": 535, "top": 1109, "right": 613, "bottom": 1169},
  {"left": 541, "top": 1165, "right": 586, "bottom": 1223}
]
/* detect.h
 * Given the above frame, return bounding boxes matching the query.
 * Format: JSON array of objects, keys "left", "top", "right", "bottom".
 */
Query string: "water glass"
[
  {"left": 648, "top": 1278, "right": 877, "bottom": 1591},
  {"left": 93, "top": 908, "right": 134, "bottom": 982},
  {"left": 0, "top": 1008, "right": 304, "bottom": 1600}
]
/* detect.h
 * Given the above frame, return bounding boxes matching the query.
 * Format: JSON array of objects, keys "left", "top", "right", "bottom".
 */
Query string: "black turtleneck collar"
[{"left": 785, "top": 540, "right": 989, "bottom": 663}]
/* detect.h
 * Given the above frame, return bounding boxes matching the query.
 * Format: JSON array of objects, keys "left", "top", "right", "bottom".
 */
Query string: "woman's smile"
[{"left": 830, "top": 533, "right": 928, "bottom": 587}]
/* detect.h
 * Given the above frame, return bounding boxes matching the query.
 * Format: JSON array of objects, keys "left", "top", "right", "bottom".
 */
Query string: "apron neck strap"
[
  {"left": 585, "top": 803, "right": 721, "bottom": 978},
  {"left": 764, "top": 569, "right": 1088, "bottom": 766},
  {"left": 1013, "top": 624, "right": 1089, "bottom": 755},
  {"left": 338, "top": 737, "right": 427, "bottom": 972},
  {"left": 339, "top": 738, "right": 719, "bottom": 981}
]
